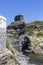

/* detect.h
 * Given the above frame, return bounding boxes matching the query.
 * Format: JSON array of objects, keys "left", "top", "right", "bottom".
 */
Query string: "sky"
[{"left": 0, "top": 0, "right": 43, "bottom": 26}]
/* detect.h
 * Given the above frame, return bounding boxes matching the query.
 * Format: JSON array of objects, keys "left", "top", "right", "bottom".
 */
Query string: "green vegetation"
[
  {"left": 13, "top": 56, "right": 20, "bottom": 65},
  {"left": 10, "top": 48, "right": 14, "bottom": 54},
  {"left": 33, "top": 21, "right": 43, "bottom": 25},
  {"left": 29, "top": 21, "right": 43, "bottom": 25},
  {"left": 6, "top": 37, "right": 10, "bottom": 50},
  {"left": 26, "top": 21, "right": 43, "bottom": 26},
  {"left": 7, "top": 21, "right": 43, "bottom": 37},
  {"left": 26, "top": 21, "right": 43, "bottom": 36},
  {"left": 6, "top": 37, "right": 20, "bottom": 65},
  {"left": 26, "top": 28, "right": 34, "bottom": 36},
  {"left": 6, "top": 37, "right": 15, "bottom": 54},
  {"left": 36, "top": 32, "right": 43, "bottom": 37}
]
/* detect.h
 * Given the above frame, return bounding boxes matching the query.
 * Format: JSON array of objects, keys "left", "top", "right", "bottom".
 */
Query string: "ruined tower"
[{"left": 14, "top": 15, "right": 26, "bottom": 37}]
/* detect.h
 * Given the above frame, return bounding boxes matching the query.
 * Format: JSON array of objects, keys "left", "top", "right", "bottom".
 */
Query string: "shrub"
[
  {"left": 6, "top": 37, "right": 15, "bottom": 54},
  {"left": 36, "top": 32, "right": 43, "bottom": 37},
  {"left": 26, "top": 28, "right": 34, "bottom": 36}
]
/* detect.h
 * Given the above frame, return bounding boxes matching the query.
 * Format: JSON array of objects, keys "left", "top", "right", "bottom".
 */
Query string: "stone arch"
[{"left": 19, "top": 35, "right": 31, "bottom": 51}]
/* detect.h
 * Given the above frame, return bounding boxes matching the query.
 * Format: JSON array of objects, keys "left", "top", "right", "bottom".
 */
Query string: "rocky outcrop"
[
  {"left": 0, "top": 49, "right": 15, "bottom": 65},
  {"left": 7, "top": 15, "right": 43, "bottom": 53}
]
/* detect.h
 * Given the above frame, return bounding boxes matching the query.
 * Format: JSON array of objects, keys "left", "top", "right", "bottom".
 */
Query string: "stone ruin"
[
  {"left": 13, "top": 15, "right": 31, "bottom": 51},
  {"left": 14, "top": 15, "right": 26, "bottom": 37},
  {"left": 7, "top": 15, "right": 31, "bottom": 52},
  {"left": 14, "top": 15, "right": 24, "bottom": 22}
]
